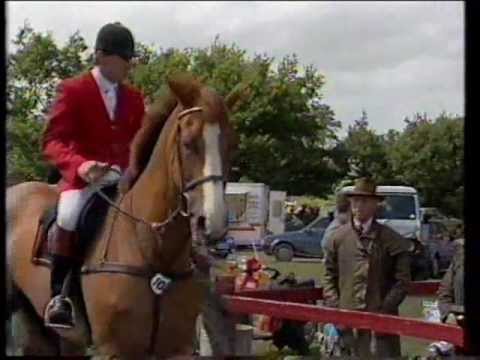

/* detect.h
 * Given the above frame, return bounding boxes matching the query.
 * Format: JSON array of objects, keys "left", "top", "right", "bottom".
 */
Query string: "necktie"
[
  {"left": 103, "top": 88, "right": 114, "bottom": 120},
  {"left": 113, "top": 86, "right": 120, "bottom": 120},
  {"left": 358, "top": 224, "right": 369, "bottom": 255}
]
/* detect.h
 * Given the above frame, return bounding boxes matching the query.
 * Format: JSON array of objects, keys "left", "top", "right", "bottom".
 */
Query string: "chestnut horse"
[{"left": 6, "top": 73, "right": 243, "bottom": 357}]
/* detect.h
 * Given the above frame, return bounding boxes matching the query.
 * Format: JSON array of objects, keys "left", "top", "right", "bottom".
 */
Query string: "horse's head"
[{"left": 166, "top": 73, "right": 239, "bottom": 243}]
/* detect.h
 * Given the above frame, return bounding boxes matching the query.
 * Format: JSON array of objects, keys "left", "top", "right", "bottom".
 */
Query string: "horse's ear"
[
  {"left": 167, "top": 72, "right": 201, "bottom": 107},
  {"left": 225, "top": 82, "right": 253, "bottom": 113}
]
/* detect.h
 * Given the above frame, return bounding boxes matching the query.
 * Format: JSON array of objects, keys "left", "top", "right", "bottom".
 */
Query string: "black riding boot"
[
  {"left": 45, "top": 226, "right": 77, "bottom": 328},
  {"left": 46, "top": 254, "right": 74, "bottom": 328}
]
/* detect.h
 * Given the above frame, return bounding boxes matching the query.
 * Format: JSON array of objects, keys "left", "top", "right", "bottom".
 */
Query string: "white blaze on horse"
[{"left": 6, "top": 73, "right": 249, "bottom": 357}]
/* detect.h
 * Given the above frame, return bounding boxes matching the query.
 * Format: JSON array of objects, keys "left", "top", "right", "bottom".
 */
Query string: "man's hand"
[
  {"left": 118, "top": 168, "right": 138, "bottom": 194},
  {"left": 77, "top": 161, "right": 110, "bottom": 183}
]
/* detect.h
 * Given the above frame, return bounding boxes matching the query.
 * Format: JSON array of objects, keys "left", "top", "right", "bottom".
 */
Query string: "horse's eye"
[{"left": 184, "top": 118, "right": 195, "bottom": 128}]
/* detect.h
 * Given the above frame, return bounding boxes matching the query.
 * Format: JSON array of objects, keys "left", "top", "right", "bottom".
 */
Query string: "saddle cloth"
[{"left": 32, "top": 185, "right": 118, "bottom": 266}]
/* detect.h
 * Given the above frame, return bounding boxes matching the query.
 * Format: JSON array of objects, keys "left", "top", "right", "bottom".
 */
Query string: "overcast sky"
[{"left": 7, "top": 1, "right": 464, "bottom": 136}]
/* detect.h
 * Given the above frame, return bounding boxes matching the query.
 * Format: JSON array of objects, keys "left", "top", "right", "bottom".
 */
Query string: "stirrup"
[{"left": 44, "top": 295, "right": 76, "bottom": 329}]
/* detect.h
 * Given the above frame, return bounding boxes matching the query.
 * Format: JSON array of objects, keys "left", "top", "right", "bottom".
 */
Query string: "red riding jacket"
[{"left": 43, "top": 71, "right": 145, "bottom": 191}]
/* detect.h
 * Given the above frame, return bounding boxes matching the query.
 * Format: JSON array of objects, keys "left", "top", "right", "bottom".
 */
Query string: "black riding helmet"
[{"left": 95, "top": 22, "right": 136, "bottom": 61}]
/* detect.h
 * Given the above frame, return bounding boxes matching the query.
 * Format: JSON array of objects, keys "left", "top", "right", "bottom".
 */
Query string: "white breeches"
[{"left": 56, "top": 167, "right": 121, "bottom": 231}]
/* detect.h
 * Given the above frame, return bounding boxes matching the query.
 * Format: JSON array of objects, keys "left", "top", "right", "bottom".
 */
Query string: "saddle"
[{"left": 32, "top": 185, "right": 118, "bottom": 267}]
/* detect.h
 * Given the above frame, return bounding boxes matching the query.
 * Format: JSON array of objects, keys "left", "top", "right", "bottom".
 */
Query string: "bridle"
[
  {"left": 81, "top": 105, "right": 229, "bottom": 355},
  {"left": 173, "top": 106, "right": 226, "bottom": 217},
  {"left": 90, "top": 105, "right": 226, "bottom": 234}
]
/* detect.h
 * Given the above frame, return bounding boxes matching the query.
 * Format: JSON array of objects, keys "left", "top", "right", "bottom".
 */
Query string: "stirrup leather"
[{"left": 44, "top": 295, "right": 76, "bottom": 329}]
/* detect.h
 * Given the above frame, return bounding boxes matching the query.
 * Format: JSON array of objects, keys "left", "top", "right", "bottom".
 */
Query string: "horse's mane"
[
  {"left": 125, "top": 73, "right": 233, "bottom": 189},
  {"left": 128, "top": 87, "right": 178, "bottom": 178}
]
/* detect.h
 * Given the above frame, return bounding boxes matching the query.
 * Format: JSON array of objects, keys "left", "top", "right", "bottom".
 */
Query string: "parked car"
[
  {"left": 420, "top": 207, "right": 463, "bottom": 237},
  {"left": 285, "top": 214, "right": 307, "bottom": 232},
  {"left": 422, "top": 219, "right": 456, "bottom": 278},
  {"left": 263, "top": 216, "right": 331, "bottom": 262},
  {"left": 210, "top": 238, "right": 235, "bottom": 259}
]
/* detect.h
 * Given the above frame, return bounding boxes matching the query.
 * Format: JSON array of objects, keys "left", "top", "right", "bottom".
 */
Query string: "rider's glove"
[{"left": 77, "top": 161, "right": 110, "bottom": 183}]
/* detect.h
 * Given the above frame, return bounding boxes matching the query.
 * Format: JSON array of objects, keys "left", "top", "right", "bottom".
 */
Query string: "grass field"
[{"left": 219, "top": 250, "right": 433, "bottom": 358}]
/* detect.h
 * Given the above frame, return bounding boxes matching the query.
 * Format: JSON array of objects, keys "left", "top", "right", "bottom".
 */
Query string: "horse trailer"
[{"left": 225, "top": 182, "right": 286, "bottom": 248}]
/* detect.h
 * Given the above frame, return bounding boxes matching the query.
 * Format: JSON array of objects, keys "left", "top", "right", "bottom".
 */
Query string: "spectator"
[
  {"left": 294, "top": 205, "right": 307, "bottom": 221},
  {"left": 303, "top": 206, "right": 313, "bottom": 224},
  {"left": 437, "top": 224, "right": 464, "bottom": 323},
  {"left": 421, "top": 214, "right": 434, "bottom": 243},
  {"left": 322, "top": 193, "right": 351, "bottom": 250},
  {"left": 429, "top": 224, "right": 465, "bottom": 357},
  {"left": 323, "top": 178, "right": 411, "bottom": 358},
  {"left": 286, "top": 206, "right": 306, "bottom": 231},
  {"left": 328, "top": 211, "right": 335, "bottom": 223}
]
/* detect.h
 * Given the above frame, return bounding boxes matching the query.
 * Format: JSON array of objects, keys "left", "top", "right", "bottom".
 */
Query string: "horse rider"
[{"left": 42, "top": 22, "right": 146, "bottom": 328}]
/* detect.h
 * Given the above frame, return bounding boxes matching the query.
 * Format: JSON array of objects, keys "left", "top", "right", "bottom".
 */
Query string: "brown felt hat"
[{"left": 346, "top": 178, "right": 385, "bottom": 199}]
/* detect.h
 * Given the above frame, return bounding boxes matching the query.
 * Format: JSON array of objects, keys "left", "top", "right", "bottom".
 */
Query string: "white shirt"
[
  {"left": 353, "top": 217, "right": 373, "bottom": 235},
  {"left": 91, "top": 66, "right": 118, "bottom": 121}
]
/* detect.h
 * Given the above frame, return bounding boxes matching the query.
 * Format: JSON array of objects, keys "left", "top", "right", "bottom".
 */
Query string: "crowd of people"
[{"left": 285, "top": 204, "right": 322, "bottom": 231}]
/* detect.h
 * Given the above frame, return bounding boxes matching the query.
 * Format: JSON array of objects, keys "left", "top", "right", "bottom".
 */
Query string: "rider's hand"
[
  {"left": 77, "top": 161, "right": 110, "bottom": 183},
  {"left": 118, "top": 168, "right": 138, "bottom": 194}
]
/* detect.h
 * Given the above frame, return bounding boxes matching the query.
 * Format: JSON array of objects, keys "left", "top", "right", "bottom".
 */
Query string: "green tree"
[
  {"left": 7, "top": 26, "right": 343, "bottom": 197},
  {"left": 130, "top": 36, "right": 343, "bottom": 196},
  {"left": 7, "top": 22, "right": 90, "bottom": 184},
  {"left": 341, "top": 110, "right": 397, "bottom": 184},
  {"left": 8, "top": 25, "right": 464, "bottom": 214},
  {"left": 389, "top": 112, "right": 464, "bottom": 217}
]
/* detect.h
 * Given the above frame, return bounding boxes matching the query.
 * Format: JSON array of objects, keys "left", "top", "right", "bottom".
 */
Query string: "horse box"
[{"left": 225, "top": 182, "right": 286, "bottom": 249}]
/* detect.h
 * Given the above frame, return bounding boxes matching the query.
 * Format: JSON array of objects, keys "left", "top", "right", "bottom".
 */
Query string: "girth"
[{"left": 80, "top": 262, "right": 194, "bottom": 281}]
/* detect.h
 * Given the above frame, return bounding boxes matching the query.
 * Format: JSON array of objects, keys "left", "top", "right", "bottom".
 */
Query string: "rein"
[
  {"left": 80, "top": 105, "right": 226, "bottom": 355},
  {"left": 91, "top": 177, "right": 189, "bottom": 231}
]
